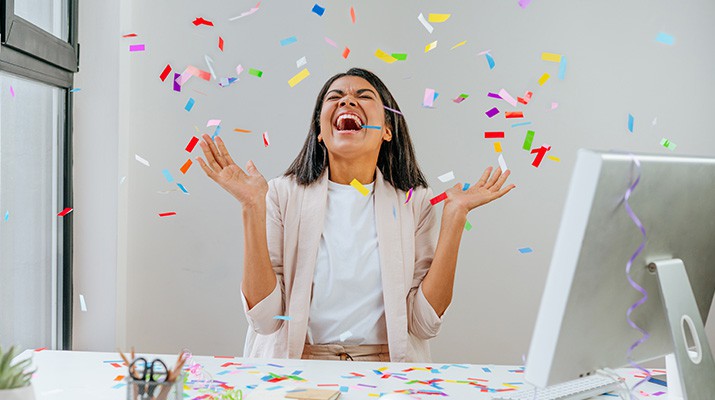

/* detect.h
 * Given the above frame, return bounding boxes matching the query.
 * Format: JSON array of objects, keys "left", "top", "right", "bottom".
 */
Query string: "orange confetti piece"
[
  {"left": 505, "top": 111, "right": 524, "bottom": 118},
  {"left": 114, "top": 375, "right": 125, "bottom": 381},
  {"left": 233, "top": 128, "right": 252, "bottom": 133},
  {"left": 350, "top": 6, "right": 356, "bottom": 23},
  {"left": 342, "top": 47, "right": 350, "bottom": 59},
  {"left": 218, "top": 36, "right": 224, "bottom": 51},
  {"left": 180, "top": 159, "right": 193, "bottom": 174}
]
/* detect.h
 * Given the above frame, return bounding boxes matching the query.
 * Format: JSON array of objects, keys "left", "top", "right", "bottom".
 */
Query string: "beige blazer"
[{"left": 241, "top": 168, "right": 443, "bottom": 362}]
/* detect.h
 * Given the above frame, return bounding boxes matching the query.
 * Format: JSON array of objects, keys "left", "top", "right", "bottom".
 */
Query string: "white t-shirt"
[{"left": 307, "top": 180, "right": 388, "bottom": 345}]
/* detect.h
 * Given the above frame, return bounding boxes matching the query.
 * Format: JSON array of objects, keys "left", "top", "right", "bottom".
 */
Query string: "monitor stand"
[{"left": 649, "top": 259, "right": 715, "bottom": 400}]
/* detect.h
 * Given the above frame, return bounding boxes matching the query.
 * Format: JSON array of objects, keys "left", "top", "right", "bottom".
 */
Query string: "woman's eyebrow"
[{"left": 325, "top": 88, "right": 377, "bottom": 98}]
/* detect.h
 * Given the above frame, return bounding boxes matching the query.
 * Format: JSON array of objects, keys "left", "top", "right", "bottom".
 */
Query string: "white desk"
[{"left": 26, "top": 350, "right": 668, "bottom": 399}]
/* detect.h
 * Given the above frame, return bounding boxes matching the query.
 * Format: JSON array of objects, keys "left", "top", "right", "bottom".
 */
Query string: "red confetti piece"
[
  {"left": 57, "top": 207, "right": 73, "bottom": 217},
  {"left": 342, "top": 47, "right": 350, "bottom": 59},
  {"left": 192, "top": 17, "right": 214, "bottom": 27},
  {"left": 159, "top": 212, "right": 177, "bottom": 217},
  {"left": 530, "top": 145, "right": 551, "bottom": 167},
  {"left": 110, "top": 363, "right": 123, "bottom": 368},
  {"left": 159, "top": 64, "right": 172, "bottom": 82},
  {"left": 517, "top": 91, "right": 533, "bottom": 104},
  {"left": 218, "top": 36, "right": 224, "bottom": 51},
  {"left": 263, "top": 131, "right": 270, "bottom": 147},
  {"left": 34, "top": 347, "right": 47, "bottom": 352},
  {"left": 186, "top": 136, "right": 199, "bottom": 152},
  {"left": 350, "top": 6, "right": 356, "bottom": 23},
  {"left": 429, "top": 192, "right": 447, "bottom": 205},
  {"left": 484, "top": 131, "right": 505, "bottom": 139},
  {"left": 505, "top": 111, "right": 524, "bottom": 118},
  {"left": 122, "top": 33, "right": 137, "bottom": 38},
  {"left": 180, "top": 159, "right": 193, "bottom": 174},
  {"left": 214, "top": 355, "right": 235, "bottom": 359}
]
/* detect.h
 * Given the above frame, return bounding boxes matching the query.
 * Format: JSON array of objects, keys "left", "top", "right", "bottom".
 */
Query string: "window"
[{"left": 0, "top": 0, "right": 77, "bottom": 350}]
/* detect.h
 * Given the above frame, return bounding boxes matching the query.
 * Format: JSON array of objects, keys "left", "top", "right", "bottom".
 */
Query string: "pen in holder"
[{"left": 125, "top": 375, "right": 183, "bottom": 400}]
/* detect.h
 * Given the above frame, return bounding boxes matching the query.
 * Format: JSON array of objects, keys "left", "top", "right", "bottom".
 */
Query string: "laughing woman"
[{"left": 197, "top": 68, "right": 515, "bottom": 362}]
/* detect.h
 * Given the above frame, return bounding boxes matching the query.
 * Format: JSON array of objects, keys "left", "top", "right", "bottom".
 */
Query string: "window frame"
[{"left": 1, "top": 0, "right": 78, "bottom": 350}]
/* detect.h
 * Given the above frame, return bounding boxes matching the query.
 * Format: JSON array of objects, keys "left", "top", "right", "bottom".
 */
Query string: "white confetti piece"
[
  {"left": 438, "top": 171, "right": 455, "bottom": 183},
  {"left": 418, "top": 13, "right": 434, "bottom": 34},
  {"left": 296, "top": 56, "right": 307, "bottom": 68},
  {"left": 498, "top": 154, "right": 508, "bottom": 172},
  {"left": 79, "top": 294, "right": 87, "bottom": 312},
  {"left": 134, "top": 154, "right": 150, "bottom": 167}
]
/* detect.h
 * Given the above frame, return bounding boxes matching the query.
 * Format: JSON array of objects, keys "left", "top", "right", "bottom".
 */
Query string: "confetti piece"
[
  {"left": 79, "top": 294, "right": 87, "bottom": 311},
  {"left": 518, "top": 0, "right": 533, "bottom": 9},
  {"left": 207, "top": 119, "right": 221, "bottom": 127},
  {"left": 58, "top": 208, "right": 73, "bottom": 217},
  {"left": 424, "top": 41, "right": 438, "bottom": 52},
  {"left": 485, "top": 53, "right": 495, "bottom": 69},
  {"left": 114, "top": 375, "right": 125, "bottom": 381},
  {"left": 362, "top": 125, "right": 381, "bottom": 130},
  {"left": 627, "top": 113, "right": 634, "bottom": 132},
  {"left": 423, "top": 88, "right": 436, "bottom": 107},
  {"left": 498, "top": 89, "right": 517, "bottom": 107},
  {"left": 484, "top": 131, "right": 505, "bottom": 139},
  {"left": 339, "top": 331, "right": 353, "bottom": 341},
  {"left": 296, "top": 57, "right": 307, "bottom": 68},
  {"left": 218, "top": 36, "right": 225, "bottom": 51},
  {"left": 186, "top": 65, "right": 211, "bottom": 81},
  {"left": 9, "top": 86, "right": 15, "bottom": 97},
  {"left": 430, "top": 192, "right": 448, "bottom": 205},
  {"left": 350, "top": 6, "right": 356, "bottom": 23},
  {"left": 263, "top": 131, "right": 270, "bottom": 147},
  {"left": 185, "top": 98, "right": 195, "bottom": 112},
  {"left": 234, "top": 128, "right": 251, "bottom": 133},
  {"left": 312, "top": 4, "right": 325, "bottom": 16},
  {"left": 487, "top": 92, "right": 502, "bottom": 99},
  {"left": 112, "top": 383, "right": 126, "bottom": 389},
  {"left": 438, "top": 171, "right": 455, "bottom": 182},
  {"left": 417, "top": 13, "right": 434, "bottom": 33},
  {"left": 462, "top": 183, "right": 470, "bottom": 191},
  {"left": 135, "top": 154, "right": 150, "bottom": 166},
  {"left": 162, "top": 169, "right": 175, "bottom": 183},
  {"left": 464, "top": 220, "right": 472, "bottom": 231},
  {"left": 494, "top": 142, "right": 502, "bottom": 153},
  {"left": 538, "top": 73, "right": 550, "bottom": 86},
  {"left": 249, "top": 68, "right": 263, "bottom": 78},
  {"left": 498, "top": 154, "right": 508, "bottom": 171},
  {"left": 523, "top": 130, "right": 535, "bottom": 150},
  {"left": 656, "top": 32, "right": 675, "bottom": 45},
  {"left": 229, "top": 2, "right": 261, "bottom": 21},
  {"left": 186, "top": 136, "right": 199, "bottom": 152},
  {"left": 511, "top": 121, "right": 532, "bottom": 128},
  {"left": 159, "top": 64, "right": 172, "bottom": 81},
  {"left": 558, "top": 56, "right": 567, "bottom": 80},
  {"left": 550, "top": 102, "right": 558, "bottom": 110},
  {"left": 342, "top": 47, "right": 351, "bottom": 59},
  {"left": 518, "top": 247, "right": 533, "bottom": 254},
  {"left": 660, "top": 138, "right": 677, "bottom": 150},
  {"left": 530, "top": 145, "right": 551, "bottom": 167},
  {"left": 180, "top": 159, "right": 193, "bottom": 174},
  {"left": 391, "top": 53, "right": 407, "bottom": 61},
  {"left": 69, "top": 88, "right": 81, "bottom": 92},
  {"left": 450, "top": 40, "right": 467, "bottom": 50},
  {"left": 172, "top": 73, "right": 181, "bottom": 92},
  {"left": 547, "top": 155, "right": 561, "bottom": 162},
  {"left": 517, "top": 91, "right": 533, "bottom": 104},
  {"left": 452, "top": 93, "right": 469, "bottom": 103},
  {"left": 288, "top": 68, "right": 310, "bottom": 87},
  {"left": 384, "top": 105, "right": 403, "bottom": 115},
  {"left": 505, "top": 111, "right": 524, "bottom": 118},
  {"left": 324, "top": 36, "right": 337, "bottom": 48},
  {"left": 428, "top": 13, "right": 451, "bottom": 23},
  {"left": 192, "top": 17, "right": 214, "bottom": 26},
  {"left": 159, "top": 212, "right": 176, "bottom": 217},
  {"left": 375, "top": 49, "right": 398, "bottom": 63},
  {"left": 3, "top": 211, "right": 8, "bottom": 221},
  {"left": 236, "top": 64, "right": 244, "bottom": 76},
  {"left": 204, "top": 55, "right": 217, "bottom": 80},
  {"left": 177, "top": 183, "right": 189, "bottom": 194},
  {"left": 350, "top": 179, "right": 370, "bottom": 196},
  {"left": 212, "top": 125, "right": 222, "bottom": 139},
  {"left": 485, "top": 107, "right": 500, "bottom": 118},
  {"left": 541, "top": 52, "right": 562, "bottom": 62},
  {"left": 122, "top": 33, "right": 137, "bottom": 38},
  {"left": 129, "top": 44, "right": 145, "bottom": 52},
  {"left": 405, "top": 188, "right": 414, "bottom": 203},
  {"left": 273, "top": 315, "right": 292, "bottom": 321}
]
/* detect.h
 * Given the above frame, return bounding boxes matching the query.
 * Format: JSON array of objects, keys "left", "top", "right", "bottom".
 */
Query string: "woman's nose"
[{"left": 339, "top": 97, "right": 357, "bottom": 107}]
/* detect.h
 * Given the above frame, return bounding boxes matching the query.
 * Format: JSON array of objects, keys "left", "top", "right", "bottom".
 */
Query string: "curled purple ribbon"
[{"left": 623, "top": 156, "right": 651, "bottom": 392}]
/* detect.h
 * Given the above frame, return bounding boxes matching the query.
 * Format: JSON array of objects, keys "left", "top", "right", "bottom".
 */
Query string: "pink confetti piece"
[
  {"left": 423, "top": 88, "right": 435, "bottom": 107},
  {"left": 324, "top": 36, "right": 338, "bottom": 48},
  {"left": 229, "top": 2, "right": 261, "bottom": 21},
  {"left": 207, "top": 119, "right": 221, "bottom": 127},
  {"left": 10, "top": 85, "right": 15, "bottom": 97},
  {"left": 129, "top": 44, "right": 145, "bottom": 52},
  {"left": 498, "top": 88, "right": 517, "bottom": 107}
]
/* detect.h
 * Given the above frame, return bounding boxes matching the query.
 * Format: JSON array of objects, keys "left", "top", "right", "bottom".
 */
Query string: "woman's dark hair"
[{"left": 284, "top": 67, "right": 428, "bottom": 191}]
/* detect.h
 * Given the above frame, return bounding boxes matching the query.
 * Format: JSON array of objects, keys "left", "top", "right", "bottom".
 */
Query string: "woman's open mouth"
[{"left": 334, "top": 113, "right": 364, "bottom": 133}]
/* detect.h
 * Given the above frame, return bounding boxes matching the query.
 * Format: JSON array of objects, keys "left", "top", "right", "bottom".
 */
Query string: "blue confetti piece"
[
  {"left": 433, "top": 92, "right": 439, "bottom": 101},
  {"left": 462, "top": 183, "right": 470, "bottom": 191},
  {"left": 212, "top": 125, "right": 222, "bottom": 139},
  {"left": 267, "top": 363, "right": 284, "bottom": 368},
  {"left": 70, "top": 88, "right": 81, "bottom": 93},
  {"left": 266, "top": 385, "right": 283, "bottom": 391},
  {"left": 273, "top": 315, "right": 292, "bottom": 321},
  {"left": 485, "top": 53, "right": 495, "bottom": 70},
  {"left": 511, "top": 121, "right": 532, "bottom": 128},
  {"left": 628, "top": 113, "right": 634, "bottom": 133},
  {"left": 112, "top": 383, "right": 126, "bottom": 389},
  {"left": 311, "top": 4, "right": 325, "bottom": 16},
  {"left": 162, "top": 169, "right": 175, "bottom": 183},
  {"left": 482, "top": 367, "right": 492, "bottom": 373},
  {"left": 558, "top": 56, "right": 567, "bottom": 80},
  {"left": 4, "top": 211, "right": 8, "bottom": 221},
  {"left": 217, "top": 370, "right": 230, "bottom": 375},
  {"left": 177, "top": 183, "right": 189, "bottom": 194},
  {"left": 339, "top": 386, "right": 349, "bottom": 393},
  {"left": 362, "top": 125, "right": 382, "bottom": 130},
  {"left": 392, "top": 205, "right": 397, "bottom": 220},
  {"left": 291, "top": 370, "right": 303, "bottom": 375},
  {"left": 280, "top": 36, "right": 297, "bottom": 46},
  {"left": 185, "top": 97, "right": 195, "bottom": 112},
  {"left": 656, "top": 32, "right": 675, "bottom": 45},
  {"left": 518, "top": 247, "right": 533, "bottom": 254}
]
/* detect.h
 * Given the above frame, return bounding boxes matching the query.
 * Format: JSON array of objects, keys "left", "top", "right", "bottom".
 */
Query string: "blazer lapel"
[
  {"left": 374, "top": 169, "right": 408, "bottom": 361},
  {"left": 287, "top": 170, "right": 329, "bottom": 358}
]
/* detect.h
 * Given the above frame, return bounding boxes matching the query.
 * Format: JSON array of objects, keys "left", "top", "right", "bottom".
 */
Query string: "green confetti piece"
[
  {"left": 660, "top": 138, "right": 677, "bottom": 151},
  {"left": 523, "top": 130, "right": 535, "bottom": 151},
  {"left": 459, "top": 93, "right": 469, "bottom": 99},
  {"left": 391, "top": 53, "right": 408, "bottom": 61},
  {"left": 464, "top": 220, "right": 472, "bottom": 231},
  {"left": 248, "top": 68, "right": 263, "bottom": 78}
]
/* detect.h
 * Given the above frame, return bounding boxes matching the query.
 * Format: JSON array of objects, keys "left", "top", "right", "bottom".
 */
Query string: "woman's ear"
[
  {"left": 317, "top": 134, "right": 323, "bottom": 143},
  {"left": 384, "top": 128, "right": 392, "bottom": 142}
]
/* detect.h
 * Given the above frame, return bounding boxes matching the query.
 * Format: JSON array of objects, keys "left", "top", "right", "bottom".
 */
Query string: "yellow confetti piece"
[
  {"left": 428, "top": 13, "right": 451, "bottom": 23},
  {"left": 350, "top": 178, "right": 370, "bottom": 196},
  {"left": 547, "top": 155, "right": 561, "bottom": 162},
  {"left": 541, "top": 52, "right": 562, "bottom": 62},
  {"left": 503, "top": 383, "right": 520, "bottom": 389},
  {"left": 375, "top": 49, "right": 397, "bottom": 63},
  {"left": 288, "top": 68, "right": 310, "bottom": 87},
  {"left": 377, "top": 367, "right": 388, "bottom": 372},
  {"left": 493, "top": 142, "right": 502, "bottom": 153},
  {"left": 538, "top": 73, "right": 550, "bottom": 86},
  {"left": 450, "top": 40, "right": 467, "bottom": 50},
  {"left": 425, "top": 41, "right": 438, "bottom": 53}
]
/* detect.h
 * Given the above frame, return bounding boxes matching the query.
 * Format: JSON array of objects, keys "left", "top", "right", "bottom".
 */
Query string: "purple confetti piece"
[
  {"left": 129, "top": 44, "right": 145, "bottom": 52},
  {"left": 485, "top": 107, "right": 500, "bottom": 118},
  {"left": 173, "top": 73, "right": 181, "bottom": 92},
  {"left": 518, "top": 0, "right": 533, "bottom": 8},
  {"left": 487, "top": 92, "right": 502, "bottom": 99}
]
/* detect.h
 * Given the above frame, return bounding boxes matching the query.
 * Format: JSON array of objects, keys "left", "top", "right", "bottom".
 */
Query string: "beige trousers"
[{"left": 301, "top": 344, "right": 390, "bottom": 362}]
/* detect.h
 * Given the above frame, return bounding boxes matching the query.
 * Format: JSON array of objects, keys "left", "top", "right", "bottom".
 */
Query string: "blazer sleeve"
[
  {"left": 241, "top": 178, "right": 286, "bottom": 335},
  {"left": 406, "top": 187, "right": 444, "bottom": 340}
]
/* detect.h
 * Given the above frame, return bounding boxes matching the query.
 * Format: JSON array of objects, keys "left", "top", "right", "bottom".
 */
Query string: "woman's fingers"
[
  {"left": 476, "top": 167, "right": 492, "bottom": 187},
  {"left": 215, "top": 136, "right": 237, "bottom": 166},
  {"left": 490, "top": 169, "right": 511, "bottom": 192},
  {"left": 485, "top": 167, "right": 502, "bottom": 188},
  {"left": 196, "top": 156, "right": 215, "bottom": 179},
  {"left": 200, "top": 134, "right": 223, "bottom": 172}
]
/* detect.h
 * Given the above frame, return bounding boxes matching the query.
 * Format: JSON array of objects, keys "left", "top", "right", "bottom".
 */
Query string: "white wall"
[{"left": 74, "top": 0, "right": 715, "bottom": 365}]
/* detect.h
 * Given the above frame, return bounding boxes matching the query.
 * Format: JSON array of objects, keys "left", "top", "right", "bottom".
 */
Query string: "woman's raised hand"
[
  {"left": 196, "top": 134, "right": 268, "bottom": 210},
  {"left": 444, "top": 167, "right": 515, "bottom": 215}
]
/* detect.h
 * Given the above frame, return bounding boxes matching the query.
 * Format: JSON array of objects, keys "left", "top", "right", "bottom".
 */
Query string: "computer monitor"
[{"left": 524, "top": 149, "right": 715, "bottom": 397}]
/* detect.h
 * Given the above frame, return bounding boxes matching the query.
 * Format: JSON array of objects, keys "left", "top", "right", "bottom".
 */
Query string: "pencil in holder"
[{"left": 125, "top": 374, "right": 183, "bottom": 400}]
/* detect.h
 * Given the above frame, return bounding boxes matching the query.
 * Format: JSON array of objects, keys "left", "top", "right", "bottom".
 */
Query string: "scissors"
[{"left": 129, "top": 357, "right": 168, "bottom": 399}]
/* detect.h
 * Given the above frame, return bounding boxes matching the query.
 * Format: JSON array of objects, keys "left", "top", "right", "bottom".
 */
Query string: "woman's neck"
[{"left": 328, "top": 155, "right": 378, "bottom": 185}]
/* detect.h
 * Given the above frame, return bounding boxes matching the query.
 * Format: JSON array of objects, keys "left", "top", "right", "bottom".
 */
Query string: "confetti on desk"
[
  {"left": 350, "top": 179, "right": 370, "bottom": 196},
  {"left": 417, "top": 13, "right": 434, "bottom": 34}
]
